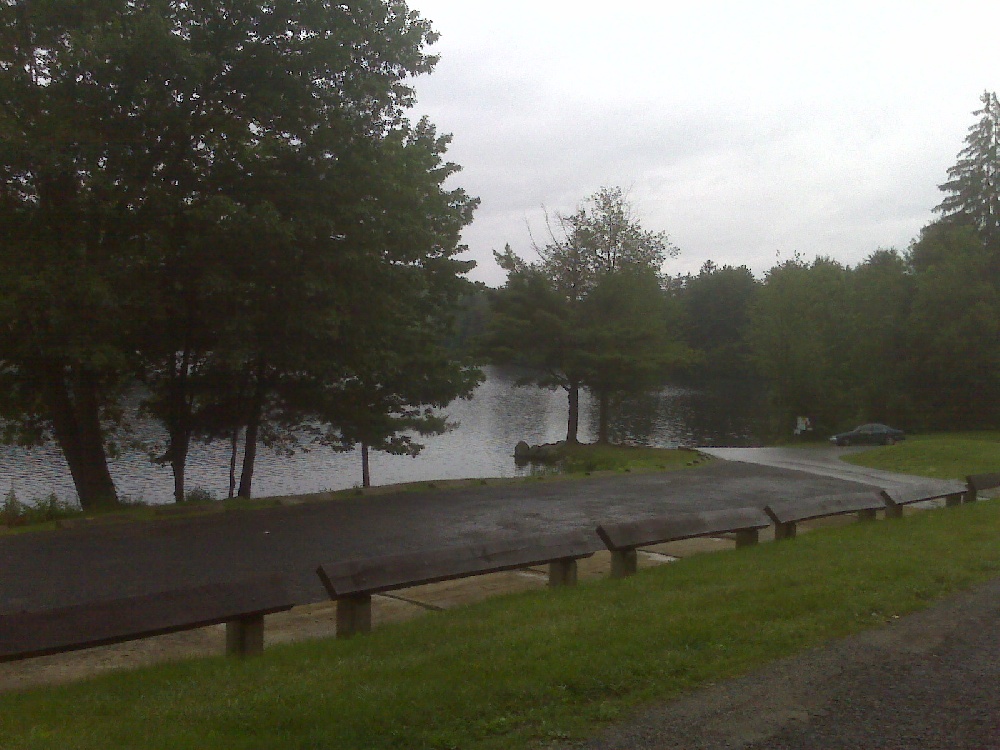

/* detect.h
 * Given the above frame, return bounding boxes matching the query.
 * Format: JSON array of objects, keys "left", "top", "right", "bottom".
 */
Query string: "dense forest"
[{"left": 481, "top": 92, "right": 1000, "bottom": 440}]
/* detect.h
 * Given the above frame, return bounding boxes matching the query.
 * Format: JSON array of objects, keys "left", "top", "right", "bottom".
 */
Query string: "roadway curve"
[{"left": 697, "top": 445, "right": 929, "bottom": 491}]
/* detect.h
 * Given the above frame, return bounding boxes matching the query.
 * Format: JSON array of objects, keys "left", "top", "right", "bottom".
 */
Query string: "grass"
[
  {"left": 2, "top": 498, "right": 998, "bottom": 749},
  {"left": 0, "top": 490, "right": 82, "bottom": 528},
  {"left": 556, "top": 443, "right": 704, "bottom": 473},
  {"left": 842, "top": 431, "right": 1000, "bottom": 479}
]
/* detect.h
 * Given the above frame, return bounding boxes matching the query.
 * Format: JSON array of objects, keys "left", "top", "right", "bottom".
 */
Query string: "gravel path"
[{"left": 564, "top": 576, "right": 1000, "bottom": 749}]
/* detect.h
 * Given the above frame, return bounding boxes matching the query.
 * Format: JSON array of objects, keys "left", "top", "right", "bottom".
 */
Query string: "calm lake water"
[{"left": 0, "top": 367, "right": 769, "bottom": 506}]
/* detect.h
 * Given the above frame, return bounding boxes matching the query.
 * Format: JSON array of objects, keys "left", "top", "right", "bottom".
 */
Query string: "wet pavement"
[
  {"left": 1, "top": 458, "right": 880, "bottom": 612},
  {"left": 697, "top": 445, "right": 929, "bottom": 489}
]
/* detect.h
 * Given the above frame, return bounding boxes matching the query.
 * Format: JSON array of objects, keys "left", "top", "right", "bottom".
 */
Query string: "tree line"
[
  {"left": 483, "top": 91, "right": 1000, "bottom": 442},
  {"left": 0, "top": 1, "right": 480, "bottom": 509},
  {"left": 2, "top": 0, "right": 996, "bottom": 511}
]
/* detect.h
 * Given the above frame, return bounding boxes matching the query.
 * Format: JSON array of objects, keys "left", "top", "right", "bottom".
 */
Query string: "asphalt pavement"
[{"left": 1, "top": 456, "right": 881, "bottom": 612}]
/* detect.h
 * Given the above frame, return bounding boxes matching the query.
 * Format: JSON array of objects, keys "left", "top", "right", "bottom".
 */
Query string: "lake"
[{"left": 0, "top": 367, "right": 769, "bottom": 506}]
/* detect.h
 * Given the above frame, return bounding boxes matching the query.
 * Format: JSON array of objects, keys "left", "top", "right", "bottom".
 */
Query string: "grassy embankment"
[
  {"left": 842, "top": 431, "right": 1000, "bottom": 478},
  {"left": 1, "top": 437, "right": 999, "bottom": 748}
]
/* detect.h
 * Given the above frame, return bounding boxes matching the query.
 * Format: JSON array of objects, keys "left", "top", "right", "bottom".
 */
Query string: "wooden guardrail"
[
  {"left": 880, "top": 480, "right": 969, "bottom": 518},
  {"left": 595, "top": 507, "right": 771, "bottom": 578},
  {"left": 763, "top": 491, "right": 887, "bottom": 540},
  {"left": 316, "top": 531, "right": 600, "bottom": 638},
  {"left": 0, "top": 575, "right": 293, "bottom": 662},
  {"left": 965, "top": 473, "right": 1000, "bottom": 503},
  {"left": 4, "top": 474, "right": 994, "bottom": 658}
]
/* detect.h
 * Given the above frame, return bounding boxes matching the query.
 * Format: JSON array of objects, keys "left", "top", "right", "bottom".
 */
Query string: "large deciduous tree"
[
  {"left": 0, "top": 0, "right": 167, "bottom": 509},
  {"left": 677, "top": 261, "right": 759, "bottom": 378},
  {"left": 0, "top": 0, "right": 478, "bottom": 505},
  {"left": 488, "top": 188, "right": 685, "bottom": 444},
  {"left": 748, "top": 256, "right": 853, "bottom": 434}
]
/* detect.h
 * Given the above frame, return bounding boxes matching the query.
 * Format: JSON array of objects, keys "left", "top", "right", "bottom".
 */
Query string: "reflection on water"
[{"left": 0, "top": 367, "right": 767, "bottom": 505}]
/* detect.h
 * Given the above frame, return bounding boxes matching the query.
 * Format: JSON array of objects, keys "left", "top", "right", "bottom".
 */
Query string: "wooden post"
[
  {"left": 226, "top": 613, "right": 265, "bottom": 657},
  {"left": 947, "top": 493, "right": 965, "bottom": 507},
  {"left": 610, "top": 549, "right": 638, "bottom": 578},
  {"left": 774, "top": 521, "right": 796, "bottom": 541},
  {"left": 857, "top": 508, "right": 878, "bottom": 522},
  {"left": 734, "top": 528, "right": 759, "bottom": 547},
  {"left": 548, "top": 558, "right": 578, "bottom": 587},
  {"left": 885, "top": 504, "right": 904, "bottom": 519},
  {"left": 336, "top": 594, "right": 372, "bottom": 638}
]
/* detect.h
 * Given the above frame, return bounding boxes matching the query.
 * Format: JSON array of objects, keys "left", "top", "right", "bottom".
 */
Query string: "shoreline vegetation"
[{"left": 1, "top": 436, "right": 999, "bottom": 748}]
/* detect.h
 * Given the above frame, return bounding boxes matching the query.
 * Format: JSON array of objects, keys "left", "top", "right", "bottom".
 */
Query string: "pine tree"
[{"left": 936, "top": 91, "right": 1000, "bottom": 248}]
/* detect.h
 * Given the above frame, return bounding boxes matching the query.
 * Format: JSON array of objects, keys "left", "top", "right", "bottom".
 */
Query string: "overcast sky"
[{"left": 405, "top": 1, "right": 998, "bottom": 286}]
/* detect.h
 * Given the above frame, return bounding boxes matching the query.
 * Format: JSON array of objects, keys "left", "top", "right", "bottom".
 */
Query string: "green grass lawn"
[
  {"left": 2, "top": 498, "right": 998, "bottom": 750},
  {"left": 842, "top": 431, "right": 1000, "bottom": 479}
]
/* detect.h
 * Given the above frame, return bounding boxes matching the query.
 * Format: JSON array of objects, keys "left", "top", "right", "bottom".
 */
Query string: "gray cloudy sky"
[{"left": 406, "top": 1, "right": 998, "bottom": 286}]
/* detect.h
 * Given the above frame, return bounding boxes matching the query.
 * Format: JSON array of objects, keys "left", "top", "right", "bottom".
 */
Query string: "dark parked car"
[{"left": 830, "top": 423, "right": 905, "bottom": 446}]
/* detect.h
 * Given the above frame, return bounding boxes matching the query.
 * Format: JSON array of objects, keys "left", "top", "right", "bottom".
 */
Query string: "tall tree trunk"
[
  {"left": 238, "top": 363, "right": 266, "bottom": 498},
  {"left": 166, "top": 350, "right": 193, "bottom": 504},
  {"left": 597, "top": 388, "right": 610, "bottom": 444},
  {"left": 566, "top": 381, "right": 580, "bottom": 445},
  {"left": 39, "top": 360, "right": 119, "bottom": 510},
  {"left": 361, "top": 442, "right": 371, "bottom": 488},
  {"left": 228, "top": 427, "right": 240, "bottom": 499}
]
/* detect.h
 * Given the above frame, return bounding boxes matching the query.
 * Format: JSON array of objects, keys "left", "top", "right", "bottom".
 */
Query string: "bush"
[
  {"left": 0, "top": 490, "right": 81, "bottom": 526},
  {"left": 184, "top": 487, "right": 217, "bottom": 504}
]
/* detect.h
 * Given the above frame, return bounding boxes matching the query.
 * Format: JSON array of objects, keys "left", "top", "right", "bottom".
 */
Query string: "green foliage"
[
  {"left": 2, "top": 501, "right": 998, "bottom": 749},
  {"left": 676, "top": 261, "right": 759, "bottom": 377},
  {"left": 0, "top": 490, "right": 81, "bottom": 527},
  {"left": 183, "top": 487, "right": 216, "bottom": 504},
  {"left": 556, "top": 444, "right": 701, "bottom": 473},
  {"left": 844, "top": 248, "right": 914, "bottom": 426},
  {"left": 487, "top": 188, "right": 688, "bottom": 443},
  {"left": 903, "top": 222, "right": 1000, "bottom": 429},
  {"left": 0, "top": 0, "right": 478, "bottom": 503},
  {"left": 935, "top": 90, "right": 1000, "bottom": 249},
  {"left": 748, "top": 256, "right": 853, "bottom": 433}
]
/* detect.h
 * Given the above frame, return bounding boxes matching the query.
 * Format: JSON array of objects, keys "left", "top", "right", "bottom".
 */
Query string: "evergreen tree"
[{"left": 936, "top": 91, "right": 1000, "bottom": 249}]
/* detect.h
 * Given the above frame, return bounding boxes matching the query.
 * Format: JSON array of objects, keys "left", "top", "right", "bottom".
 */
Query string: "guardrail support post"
[
  {"left": 548, "top": 558, "right": 578, "bottom": 587},
  {"left": 336, "top": 594, "right": 372, "bottom": 638},
  {"left": 948, "top": 493, "right": 965, "bottom": 507},
  {"left": 610, "top": 549, "right": 638, "bottom": 578},
  {"left": 857, "top": 508, "right": 877, "bottom": 522},
  {"left": 774, "top": 521, "right": 796, "bottom": 541},
  {"left": 885, "top": 504, "right": 904, "bottom": 519},
  {"left": 226, "top": 613, "right": 265, "bottom": 657},
  {"left": 734, "top": 529, "right": 759, "bottom": 547}
]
